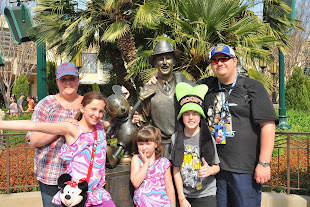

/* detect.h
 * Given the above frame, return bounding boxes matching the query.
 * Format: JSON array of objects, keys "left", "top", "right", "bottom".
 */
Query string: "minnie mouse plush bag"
[
  {"left": 57, "top": 127, "right": 98, "bottom": 207},
  {"left": 58, "top": 174, "right": 88, "bottom": 207}
]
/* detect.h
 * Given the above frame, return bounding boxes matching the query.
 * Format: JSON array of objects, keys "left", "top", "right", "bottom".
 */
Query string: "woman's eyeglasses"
[{"left": 211, "top": 56, "right": 234, "bottom": 64}]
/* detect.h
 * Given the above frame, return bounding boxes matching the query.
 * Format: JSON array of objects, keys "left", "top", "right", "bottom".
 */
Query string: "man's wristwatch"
[{"left": 258, "top": 161, "right": 270, "bottom": 167}]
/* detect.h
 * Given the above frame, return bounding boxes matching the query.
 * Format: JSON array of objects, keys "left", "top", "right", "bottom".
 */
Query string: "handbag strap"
[{"left": 86, "top": 126, "right": 98, "bottom": 183}]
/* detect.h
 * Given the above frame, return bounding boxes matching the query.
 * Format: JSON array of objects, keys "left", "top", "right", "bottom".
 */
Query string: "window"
[{"left": 81, "top": 53, "right": 97, "bottom": 73}]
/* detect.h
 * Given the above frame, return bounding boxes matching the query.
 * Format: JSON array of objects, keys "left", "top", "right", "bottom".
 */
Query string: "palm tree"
[
  {"left": 128, "top": 0, "right": 299, "bottom": 82},
  {"left": 33, "top": 0, "right": 166, "bottom": 101},
  {"left": 33, "top": 0, "right": 300, "bottom": 93}
]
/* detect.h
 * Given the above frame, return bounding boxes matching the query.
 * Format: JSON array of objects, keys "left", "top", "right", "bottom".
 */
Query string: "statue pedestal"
[{"left": 106, "top": 164, "right": 135, "bottom": 207}]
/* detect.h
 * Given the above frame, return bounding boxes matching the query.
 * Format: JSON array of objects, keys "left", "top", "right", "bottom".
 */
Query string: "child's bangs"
[{"left": 136, "top": 130, "right": 155, "bottom": 143}]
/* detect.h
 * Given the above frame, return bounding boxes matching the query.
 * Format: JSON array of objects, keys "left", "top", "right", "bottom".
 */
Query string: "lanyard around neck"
[
  {"left": 217, "top": 73, "right": 238, "bottom": 108},
  {"left": 217, "top": 73, "right": 239, "bottom": 95},
  {"left": 86, "top": 126, "right": 98, "bottom": 183}
]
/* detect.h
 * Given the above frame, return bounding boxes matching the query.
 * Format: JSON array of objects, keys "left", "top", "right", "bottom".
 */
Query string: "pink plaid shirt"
[{"left": 26, "top": 95, "right": 80, "bottom": 185}]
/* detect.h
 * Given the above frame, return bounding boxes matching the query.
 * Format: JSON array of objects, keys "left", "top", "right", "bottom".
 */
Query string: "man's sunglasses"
[{"left": 211, "top": 56, "right": 234, "bottom": 64}]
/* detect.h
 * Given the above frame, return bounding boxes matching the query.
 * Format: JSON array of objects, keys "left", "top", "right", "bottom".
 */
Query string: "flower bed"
[
  {"left": 266, "top": 138, "right": 310, "bottom": 195},
  {"left": 0, "top": 142, "right": 39, "bottom": 194}
]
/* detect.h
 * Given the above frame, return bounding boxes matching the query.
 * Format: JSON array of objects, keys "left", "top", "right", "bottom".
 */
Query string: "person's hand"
[
  {"left": 254, "top": 164, "right": 271, "bottom": 184},
  {"left": 132, "top": 110, "right": 140, "bottom": 124},
  {"left": 146, "top": 73, "right": 158, "bottom": 85},
  {"left": 139, "top": 150, "right": 150, "bottom": 167},
  {"left": 64, "top": 118, "right": 78, "bottom": 124},
  {"left": 179, "top": 198, "right": 191, "bottom": 207},
  {"left": 121, "top": 86, "right": 130, "bottom": 99},
  {"left": 198, "top": 157, "right": 214, "bottom": 178}
]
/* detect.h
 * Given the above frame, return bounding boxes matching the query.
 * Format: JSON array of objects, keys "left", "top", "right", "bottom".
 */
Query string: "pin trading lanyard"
[
  {"left": 217, "top": 73, "right": 238, "bottom": 118},
  {"left": 85, "top": 126, "right": 98, "bottom": 183}
]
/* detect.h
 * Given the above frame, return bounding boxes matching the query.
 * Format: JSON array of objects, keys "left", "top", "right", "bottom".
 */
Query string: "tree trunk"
[
  {"left": 115, "top": 30, "right": 144, "bottom": 103},
  {"left": 116, "top": 30, "right": 136, "bottom": 64},
  {"left": 0, "top": 80, "right": 10, "bottom": 108}
]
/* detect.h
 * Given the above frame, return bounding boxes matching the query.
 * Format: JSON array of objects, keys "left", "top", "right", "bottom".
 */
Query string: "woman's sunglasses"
[{"left": 211, "top": 56, "right": 234, "bottom": 64}]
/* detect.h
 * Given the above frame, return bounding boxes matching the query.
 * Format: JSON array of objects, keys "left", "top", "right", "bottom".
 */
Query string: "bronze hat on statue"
[{"left": 148, "top": 40, "right": 181, "bottom": 66}]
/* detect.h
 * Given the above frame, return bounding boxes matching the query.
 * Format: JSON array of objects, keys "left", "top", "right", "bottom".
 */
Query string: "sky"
[{"left": 250, "top": 2, "right": 264, "bottom": 20}]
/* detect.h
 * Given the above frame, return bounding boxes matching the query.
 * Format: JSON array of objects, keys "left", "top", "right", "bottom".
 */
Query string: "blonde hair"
[{"left": 132, "top": 126, "right": 163, "bottom": 159}]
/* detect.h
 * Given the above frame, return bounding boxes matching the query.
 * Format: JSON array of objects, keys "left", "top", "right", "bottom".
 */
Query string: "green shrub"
[
  {"left": 285, "top": 67, "right": 310, "bottom": 111},
  {"left": 2, "top": 113, "right": 32, "bottom": 145},
  {"left": 1, "top": 107, "right": 8, "bottom": 113},
  {"left": 277, "top": 110, "right": 310, "bottom": 132},
  {"left": 12, "top": 74, "right": 29, "bottom": 99},
  {"left": 92, "top": 83, "right": 100, "bottom": 92},
  {"left": 47, "top": 61, "right": 58, "bottom": 95},
  {"left": 4, "top": 112, "right": 32, "bottom": 121}
]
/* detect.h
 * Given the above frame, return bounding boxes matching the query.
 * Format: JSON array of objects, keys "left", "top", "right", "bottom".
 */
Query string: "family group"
[{"left": 0, "top": 42, "right": 277, "bottom": 207}]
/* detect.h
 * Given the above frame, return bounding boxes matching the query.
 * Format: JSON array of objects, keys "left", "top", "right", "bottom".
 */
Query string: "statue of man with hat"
[{"left": 137, "top": 40, "right": 194, "bottom": 158}]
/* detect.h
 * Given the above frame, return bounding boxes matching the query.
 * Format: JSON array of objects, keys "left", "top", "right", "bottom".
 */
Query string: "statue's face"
[
  {"left": 105, "top": 94, "right": 130, "bottom": 119},
  {"left": 154, "top": 53, "right": 175, "bottom": 78}
]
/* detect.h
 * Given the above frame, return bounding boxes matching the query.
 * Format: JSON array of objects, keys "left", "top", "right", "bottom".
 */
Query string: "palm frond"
[
  {"left": 247, "top": 68, "right": 273, "bottom": 93},
  {"left": 133, "top": 1, "right": 165, "bottom": 29},
  {"left": 101, "top": 21, "right": 130, "bottom": 42}
]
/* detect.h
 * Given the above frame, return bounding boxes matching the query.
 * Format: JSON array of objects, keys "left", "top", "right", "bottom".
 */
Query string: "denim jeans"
[
  {"left": 39, "top": 181, "right": 60, "bottom": 207},
  {"left": 216, "top": 170, "right": 262, "bottom": 207}
]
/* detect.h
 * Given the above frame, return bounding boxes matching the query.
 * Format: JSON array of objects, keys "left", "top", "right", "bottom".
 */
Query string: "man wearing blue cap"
[
  {"left": 197, "top": 45, "right": 277, "bottom": 207},
  {"left": 26, "top": 62, "right": 83, "bottom": 207}
]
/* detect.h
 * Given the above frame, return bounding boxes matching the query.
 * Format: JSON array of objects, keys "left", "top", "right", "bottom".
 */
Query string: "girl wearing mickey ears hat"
[{"left": 171, "top": 83, "right": 220, "bottom": 207}]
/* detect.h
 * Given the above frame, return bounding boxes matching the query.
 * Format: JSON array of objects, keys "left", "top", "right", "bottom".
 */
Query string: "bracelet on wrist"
[{"left": 179, "top": 197, "right": 186, "bottom": 204}]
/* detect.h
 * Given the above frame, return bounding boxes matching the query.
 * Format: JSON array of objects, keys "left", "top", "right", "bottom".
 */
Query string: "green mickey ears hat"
[{"left": 175, "top": 82, "right": 208, "bottom": 120}]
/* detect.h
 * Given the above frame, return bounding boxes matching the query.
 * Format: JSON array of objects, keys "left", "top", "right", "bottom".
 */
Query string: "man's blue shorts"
[{"left": 216, "top": 170, "right": 262, "bottom": 207}]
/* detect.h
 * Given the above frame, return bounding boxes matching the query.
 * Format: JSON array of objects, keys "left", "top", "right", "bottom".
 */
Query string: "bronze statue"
[
  {"left": 105, "top": 85, "right": 161, "bottom": 168},
  {"left": 105, "top": 86, "right": 137, "bottom": 168},
  {"left": 105, "top": 41, "right": 194, "bottom": 167},
  {"left": 138, "top": 40, "right": 194, "bottom": 158}
]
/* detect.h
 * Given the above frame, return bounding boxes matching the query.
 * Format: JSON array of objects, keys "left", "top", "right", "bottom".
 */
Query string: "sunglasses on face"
[{"left": 211, "top": 56, "right": 234, "bottom": 64}]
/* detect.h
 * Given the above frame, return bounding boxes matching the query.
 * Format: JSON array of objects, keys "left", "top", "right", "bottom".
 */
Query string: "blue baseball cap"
[
  {"left": 56, "top": 62, "right": 79, "bottom": 79},
  {"left": 209, "top": 45, "right": 236, "bottom": 59}
]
